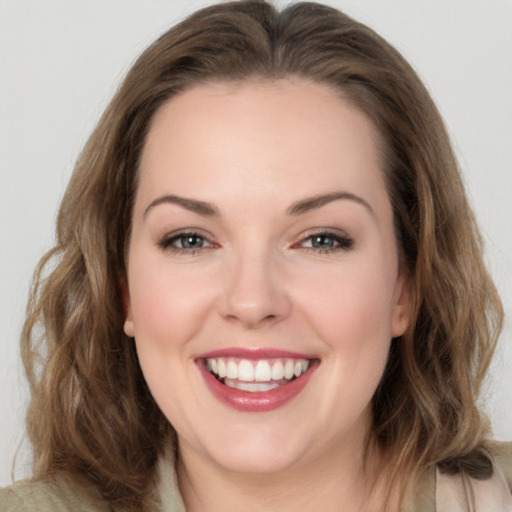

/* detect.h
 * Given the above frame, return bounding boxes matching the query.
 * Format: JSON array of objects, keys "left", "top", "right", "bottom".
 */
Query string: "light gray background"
[{"left": 1, "top": 0, "right": 511, "bottom": 486}]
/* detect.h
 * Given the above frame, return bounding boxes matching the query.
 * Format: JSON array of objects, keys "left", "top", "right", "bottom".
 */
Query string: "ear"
[
  {"left": 121, "top": 279, "right": 135, "bottom": 337},
  {"left": 390, "top": 270, "right": 412, "bottom": 338}
]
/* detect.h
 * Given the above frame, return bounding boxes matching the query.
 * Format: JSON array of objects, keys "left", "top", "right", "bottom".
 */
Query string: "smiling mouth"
[{"left": 204, "top": 357, "right": 311, "bottom": 392}]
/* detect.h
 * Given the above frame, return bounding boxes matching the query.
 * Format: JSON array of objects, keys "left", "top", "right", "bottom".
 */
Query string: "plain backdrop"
[{"left": 1, "top": 0, "right": 511, "bottom": 486}]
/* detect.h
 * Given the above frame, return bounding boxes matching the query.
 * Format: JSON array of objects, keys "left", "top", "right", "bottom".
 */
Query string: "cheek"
[
  {"left": 295, "top": 260, "right": 397, "bottom": 347},
  {"left": 127, "top": 256, "right": 218, "bottom": 423},
  {"left": 285, "top": 262, "right": 396, "bottom": 436},
  {"left": 126, "top": 253, "right": 219, "bottom": 350},
  {"left": 296, "top": 260, "right": 395, "bottom": 394}
]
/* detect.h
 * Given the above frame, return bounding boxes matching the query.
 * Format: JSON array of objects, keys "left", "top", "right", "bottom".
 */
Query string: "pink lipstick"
[{"left": 196, "top": 348, "right": 319, "bottom": 412}]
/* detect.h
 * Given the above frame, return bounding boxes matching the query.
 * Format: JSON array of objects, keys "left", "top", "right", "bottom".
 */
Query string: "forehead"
[
  {"left": 145, "top": 77, "right": 380, "bottom": 151},
  {"left": 138, "top": 78, "right": 389, "bottom": 213}
]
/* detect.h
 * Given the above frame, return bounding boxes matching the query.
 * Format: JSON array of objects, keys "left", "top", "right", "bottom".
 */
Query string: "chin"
[
  {"left": 178, "top": 418, "right": 315, "bottom": 476},
  {"left": 206, "top": 443, "right": 308, "bottom": 476}
]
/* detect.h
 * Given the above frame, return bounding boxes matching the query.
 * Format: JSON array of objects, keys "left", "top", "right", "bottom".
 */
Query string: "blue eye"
[
  {"left": 300, "top": 231, "right": 353, "bottom": 252},
  {"left": 158, "top": 232, "right": 212, "bottom": 252},
  {"left": 176, "top": 234, "right": 207, "bottom": 249},
  {"left": 310, "top": 234, "right": 336, "bottom": 249}
]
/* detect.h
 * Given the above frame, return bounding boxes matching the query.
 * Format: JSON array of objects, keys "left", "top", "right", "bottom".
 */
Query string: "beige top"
[{"left": 1, "top": 442, "right": 511, "bottom": 511}]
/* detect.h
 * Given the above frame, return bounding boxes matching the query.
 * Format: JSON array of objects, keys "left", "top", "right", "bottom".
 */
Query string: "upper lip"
[{"left": 197, "top": 347, "right": 317, "bottom": 360}]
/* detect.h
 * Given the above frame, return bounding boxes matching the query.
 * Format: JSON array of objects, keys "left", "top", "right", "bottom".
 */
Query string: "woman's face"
[{"left": 124, "top": 78, "right": 410, "bottom": 474}]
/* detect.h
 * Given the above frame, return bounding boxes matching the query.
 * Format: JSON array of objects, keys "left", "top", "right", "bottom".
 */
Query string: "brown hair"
[{"left": 21, "top": 1, "right": 503, "bottom": 509}]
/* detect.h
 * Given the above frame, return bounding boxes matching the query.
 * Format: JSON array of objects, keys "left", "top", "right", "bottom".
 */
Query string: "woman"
[{"left": 1, "top": 1, "right": 511, "bottom": 510}]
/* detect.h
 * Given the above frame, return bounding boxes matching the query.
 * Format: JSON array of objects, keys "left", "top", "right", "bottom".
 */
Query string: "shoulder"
[
  {"left": 0, "top": 476, "right": 110, "bottom": 512},
  {"left": 436, "top": 441, "right": 512, "bottom": 512},
  {"left": 490, "top": 440, "right": 512, "bottom": 491}
]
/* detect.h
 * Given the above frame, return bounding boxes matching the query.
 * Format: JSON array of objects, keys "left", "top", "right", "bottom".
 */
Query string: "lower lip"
[{"left": 197, "top": 360, "right": 319, "bottom": 412}]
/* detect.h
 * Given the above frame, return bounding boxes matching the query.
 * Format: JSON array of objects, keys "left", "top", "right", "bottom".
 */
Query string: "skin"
[{"left": 124, "top": 78, "right": 411, "bottom": 511}]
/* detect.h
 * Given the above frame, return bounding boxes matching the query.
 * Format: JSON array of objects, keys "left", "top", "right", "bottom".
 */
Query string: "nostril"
[{"left": 223, "top": 312, "right": 279, "bottom": 328}]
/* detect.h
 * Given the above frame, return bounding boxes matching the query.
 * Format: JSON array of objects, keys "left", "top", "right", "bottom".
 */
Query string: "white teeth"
[
  {"left": 238, "top": 359, "right": 255, "bottom": 382},
  {"left": 284, "top": 360, "right": 294, "bottom": 379},
  {"left": 254, "top": 360, "right": 272, "bottom": 381},
  {"left": 224, "top": 379, "right": 281, "bottom": 392},
  {"left": 226, "top": 360, "right": 238, "bottom": 379},
  {"left": 271, "top": 361, "right": 284, "bottom": 380},
  {"left": 217, "top": 359, "right": 227, "bottom": 378},
  {"left": 205, "top": 356, "right": 311, "bottom": 386}
]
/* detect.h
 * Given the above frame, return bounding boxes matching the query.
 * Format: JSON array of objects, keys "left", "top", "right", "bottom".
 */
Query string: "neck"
[{"left": 176, "top": 436, "right": 398, "bottom": 512}]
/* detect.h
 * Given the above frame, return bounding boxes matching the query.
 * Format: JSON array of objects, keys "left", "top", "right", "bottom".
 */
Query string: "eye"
[
  {"left": 157, "top": 231, "right": 214, "bottom": 253},
  {"left": 297, "top": 230, "right": 353, "bottom": 253}
]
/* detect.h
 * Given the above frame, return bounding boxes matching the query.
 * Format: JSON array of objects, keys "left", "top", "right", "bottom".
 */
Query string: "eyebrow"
[
  {"left": 144, "top": 191, "right": 374, "bottom": 219},
  {"left": 286, "top": 192, "right": 375, "bottom": 216},
  {"left": 144, "top": 195, "right": 219, "bottom": 218}
]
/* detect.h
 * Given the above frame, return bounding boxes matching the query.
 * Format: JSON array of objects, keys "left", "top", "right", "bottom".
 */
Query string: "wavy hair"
[{"left": 21, "top": 1, "right": 503, "bottom": 509}]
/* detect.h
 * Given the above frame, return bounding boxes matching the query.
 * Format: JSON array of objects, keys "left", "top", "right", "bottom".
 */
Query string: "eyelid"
[
  {"left": 291, "top": 228, "right": 354, "bottom": 252},
  {"left": 157, "top": 228, "right": 218, "bottom": 253},
  {"left": 156, "top": 227, "right": 353, "bottom": 254}
]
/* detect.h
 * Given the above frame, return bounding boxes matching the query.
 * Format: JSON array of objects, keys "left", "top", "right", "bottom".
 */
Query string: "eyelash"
[
  {"left": 294, "top": 230, "right": 354, "bottom": 254},
  {"left": 157, "top": 229, "right": 354, "bottom": 255},
  {"left": 157, "top": 231, "right": 215, "bottom": 255}
]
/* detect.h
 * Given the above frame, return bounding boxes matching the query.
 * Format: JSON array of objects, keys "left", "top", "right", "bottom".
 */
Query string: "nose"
[{"left": 219, "top": 248, "right": 291, "bottom": 329}]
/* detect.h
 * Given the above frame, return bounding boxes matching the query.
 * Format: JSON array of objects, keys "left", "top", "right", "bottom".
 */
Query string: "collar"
[{"left": 152, "top": 444, "right": 512, "bottom": 512}]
